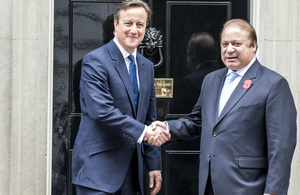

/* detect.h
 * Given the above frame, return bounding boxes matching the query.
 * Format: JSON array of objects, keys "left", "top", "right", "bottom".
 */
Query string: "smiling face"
[
  {"left": 114, "top": 6, "right": 147, "bottom": 54},
  {"left": 221, "top": 26, "right": 257, "bottom": 71}
]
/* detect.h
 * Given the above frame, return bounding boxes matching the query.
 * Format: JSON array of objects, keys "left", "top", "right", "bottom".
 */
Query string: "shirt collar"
[
  {"left": 113, "top": 38, "right": 137, "bottom": 60},
  {"left": 226, "top": 56, "right": 256, "bottom": 77}
]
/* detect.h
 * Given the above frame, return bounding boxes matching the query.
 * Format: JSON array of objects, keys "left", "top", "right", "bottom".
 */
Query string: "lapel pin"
[{"left": 243, "top": 80, "right": 252, "bottom": 92}]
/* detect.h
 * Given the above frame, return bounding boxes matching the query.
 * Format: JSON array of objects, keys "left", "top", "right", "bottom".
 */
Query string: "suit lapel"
[
  {"left": 216, "top": 59, "right": 260, "bottom": 124},
  {"left": 107, "top": 40, "right": 137, "bottom": 117},
  {"left": 136, "top": 54, "right": 146, "bottom": 118},
  {"left": 213, "top": 69, "right": 227, "bottom": 123}
]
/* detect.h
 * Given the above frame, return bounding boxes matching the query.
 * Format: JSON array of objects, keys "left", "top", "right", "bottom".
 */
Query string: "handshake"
[{"left": 144, "top": 121, "right": 171, "bottom": 146}]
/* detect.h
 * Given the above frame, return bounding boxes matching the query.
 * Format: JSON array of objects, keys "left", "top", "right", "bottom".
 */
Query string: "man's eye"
[
  {"left": 235, "top": 43, "right": 241, "bottom": 46},
  {"left": 137, "top": 23, "right": 144, "bottom": 27},
  {"left": 222, "top": 43, "right": 228, "bottom": 47}
]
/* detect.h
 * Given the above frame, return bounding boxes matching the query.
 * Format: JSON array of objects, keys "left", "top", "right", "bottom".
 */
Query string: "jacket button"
[
  {"left": 213, "top": 132, "right": 218, "bottom": 137},
  {"left": 208, "top": 154, "right": 211, "bottom": 158},
  {"left": 131, "top": 145, "right": 136, "bottom": 150}
]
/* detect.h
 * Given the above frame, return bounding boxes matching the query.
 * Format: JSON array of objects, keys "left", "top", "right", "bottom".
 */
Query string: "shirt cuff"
[
  {"left": 137, "top": 125, "right": 146, "bottom": 143},
  {"left": 164, "top": 121, "right": 170, "bottom": 132}
]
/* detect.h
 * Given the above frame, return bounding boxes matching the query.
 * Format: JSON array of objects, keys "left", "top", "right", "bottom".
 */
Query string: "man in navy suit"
[
  {"left": 171, "top": 32, "right": 223, "bottom": 114},
  {"left": 72, "top": 1, "right": 170, "bottom": 194},
  {"left": 150, "top": 19, "right": 297, "bottom": 195}
]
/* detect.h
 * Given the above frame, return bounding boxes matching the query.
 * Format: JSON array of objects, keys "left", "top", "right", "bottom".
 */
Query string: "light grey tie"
[{"left": 218, "top": 72, "right": 239, "bottom": 116}]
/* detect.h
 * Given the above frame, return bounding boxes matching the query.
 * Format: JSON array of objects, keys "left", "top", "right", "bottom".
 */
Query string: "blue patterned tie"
[
  {"left": 218, "top": 72, "right": 239, "bottom": 115},
  {"left": 128, "top": 55, "right": 139, "bottom": 110}
]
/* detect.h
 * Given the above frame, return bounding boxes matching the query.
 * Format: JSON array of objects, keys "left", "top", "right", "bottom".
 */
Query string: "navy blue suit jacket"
[
  {"left": 72, "top": 40, "right": 161, "bottom": 194},
  {"left": 168, "top": 59, "right": 297, "bottom": 195}
]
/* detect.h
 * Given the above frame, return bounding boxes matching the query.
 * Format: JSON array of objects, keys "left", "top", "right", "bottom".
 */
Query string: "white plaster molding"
[
  {"left": 250, "top": 0, "right": 264, "bottom": 63},
  {"left": 46, "top": 0, "right": 54, "bottom": 194},
  {"left": 46, "top": 0, "right": 54, "bottom": 195}
]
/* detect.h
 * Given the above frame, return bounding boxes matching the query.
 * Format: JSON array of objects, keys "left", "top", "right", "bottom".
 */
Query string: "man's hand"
[
  {"left": 149, "top": 170, "right": 162, "bottom": 195},
  {"left": 144, "top": 121, "right": 171, "bottom": 146},
  {"left": 149, "top": 121, "right": 170, "bottom": 145}
]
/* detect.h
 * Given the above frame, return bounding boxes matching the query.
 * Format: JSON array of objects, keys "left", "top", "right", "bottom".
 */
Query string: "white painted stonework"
[{"left": 0, "top": 0, "right": 299, "bottom": 194}]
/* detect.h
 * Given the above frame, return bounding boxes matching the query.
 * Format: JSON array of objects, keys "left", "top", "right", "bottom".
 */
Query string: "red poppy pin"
[{"left": 243, "top": 80, "right": 252, "bottom": 92}]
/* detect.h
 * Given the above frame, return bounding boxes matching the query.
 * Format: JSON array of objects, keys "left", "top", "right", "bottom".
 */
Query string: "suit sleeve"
[
  {"left": 167, "top": 77, "right": 204, "bottom": 142},
  {"left": 264, "top": 77, "right": 297, "bottom": 194}
]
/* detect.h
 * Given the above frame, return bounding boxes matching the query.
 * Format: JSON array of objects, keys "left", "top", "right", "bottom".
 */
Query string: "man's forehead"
[
  {"left": 221, "top": 37, "right": 243, "bottom": 42},
  {"left": 222, "top": 28, "right": 248, "bottom": 40}
]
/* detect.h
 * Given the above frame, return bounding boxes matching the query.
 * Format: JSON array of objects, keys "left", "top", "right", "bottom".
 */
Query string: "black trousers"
[{"left": 75, "top": 149, "right": 141, "bottom": 195}]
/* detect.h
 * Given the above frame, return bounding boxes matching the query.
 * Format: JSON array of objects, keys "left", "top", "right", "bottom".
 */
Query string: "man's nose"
[
  {"left": 130, "top": 25, "right": 138, "bottom": 33},
  {"left": 227, "top": 44, "right": 235, "bottom": 53}
]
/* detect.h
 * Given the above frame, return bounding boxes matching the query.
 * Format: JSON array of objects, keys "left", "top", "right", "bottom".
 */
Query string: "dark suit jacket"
[
  {"left": 168, "top": 59, "right": 297, "bottom": 195},
  {"left": 72, "top": 40, "right": 161, "bottom": 194},
  {"left": 171, "top": 61, "right": 222, "bottom": 113}
]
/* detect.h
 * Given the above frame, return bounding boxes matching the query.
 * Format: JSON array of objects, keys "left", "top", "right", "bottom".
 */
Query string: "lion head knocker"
[{"left": 139, "top": 27, "right": 163, "bottom": 70}]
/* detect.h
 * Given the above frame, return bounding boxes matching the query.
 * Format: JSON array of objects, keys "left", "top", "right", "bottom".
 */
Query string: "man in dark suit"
[
  {"left": 149, "top": 19, "right": 297, "bottom": 195},
  {"left": 72, "top": 1, "right": 170, "bottom": 195},
  {"left": 171, "top": 32, "right": 223, "bottom": 113}
]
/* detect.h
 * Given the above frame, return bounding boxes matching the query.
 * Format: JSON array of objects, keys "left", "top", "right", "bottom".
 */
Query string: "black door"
[{"left": 52, "top": 0, "right": 249, "bottom": 194}]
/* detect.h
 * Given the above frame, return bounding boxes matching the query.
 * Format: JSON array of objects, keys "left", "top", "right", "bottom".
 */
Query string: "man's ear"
[
  {"left": 252, "top": 42, "right": 257, "bottom": 52},
  {"left": 114, "top": 20, "right": 118, "bottom": 29}
]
